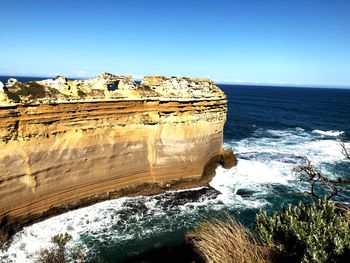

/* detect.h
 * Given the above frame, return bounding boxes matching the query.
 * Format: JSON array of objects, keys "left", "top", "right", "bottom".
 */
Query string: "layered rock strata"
[{"left": 0, "top": 73, "right": 234, "bottom": 244}]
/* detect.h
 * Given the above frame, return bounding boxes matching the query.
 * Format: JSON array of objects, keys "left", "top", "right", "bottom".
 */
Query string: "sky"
[{"left": 0, "top": 0, "right": 349, "bottom": 86}]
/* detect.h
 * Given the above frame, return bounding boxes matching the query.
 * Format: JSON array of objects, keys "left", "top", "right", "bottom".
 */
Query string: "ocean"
[{"left": 0, "top": 77, "right": 350, "bottom": 262}]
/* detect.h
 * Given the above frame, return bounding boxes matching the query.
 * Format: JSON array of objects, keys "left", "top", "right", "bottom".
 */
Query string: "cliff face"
[{"left": 0, "top": 73, "right": 232, "bottom": 244}]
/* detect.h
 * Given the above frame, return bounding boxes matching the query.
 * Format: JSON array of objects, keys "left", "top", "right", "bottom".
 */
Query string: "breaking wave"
[{"left": 312, "top": 129, "right": 344, "bottom": 137}]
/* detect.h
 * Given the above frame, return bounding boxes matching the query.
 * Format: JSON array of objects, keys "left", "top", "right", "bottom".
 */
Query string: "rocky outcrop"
[
  {"left": 0, "top": 73, "right": 234, "bottom": 245},
  {"left": 220, "top": 149, "right": 238, "bottom": 168},
  {"left": 0, "top": 81, "right": 9, "bottom": 106}
]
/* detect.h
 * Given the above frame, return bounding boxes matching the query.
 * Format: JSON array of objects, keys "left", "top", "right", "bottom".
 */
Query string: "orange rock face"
[{"left": 0, "top": 73, "right": 230, "bottom": 244}]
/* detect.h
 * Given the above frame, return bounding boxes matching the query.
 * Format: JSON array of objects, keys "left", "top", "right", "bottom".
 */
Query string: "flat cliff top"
[{"left": 0, "top": 73, "right": 225, "bottom": 107}]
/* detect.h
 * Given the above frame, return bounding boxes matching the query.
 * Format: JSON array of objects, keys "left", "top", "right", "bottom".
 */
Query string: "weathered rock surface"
[
  {"left": 220, "top": 149, "right": 238, "bottom": 168},
  {"left": 0, "top": 73, "right": 233, "bottom": 244},
  {"left": 0, "top": 81, "right": 9, "bottom": 105}
]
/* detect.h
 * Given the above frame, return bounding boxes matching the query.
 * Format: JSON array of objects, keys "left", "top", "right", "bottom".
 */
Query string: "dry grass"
[{"left": 187, "top": 215, "right": 273, "bottom": 263}]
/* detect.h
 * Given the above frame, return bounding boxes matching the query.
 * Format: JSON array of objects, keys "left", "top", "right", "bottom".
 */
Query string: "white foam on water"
[
  {"left": 210, "top": 160, "right": 291, "bottom": 208},
  {"left": 1, "top": 128, "right": 348, "bottom": 262},
  {"left": 0, "top": 197, "right": 130, "bottom": 262},
  {"left": 312, "top": 129, "right": 344, "bottom": 137},
  {"left": 210, "top": 127, "right": 348, "bottom": 209}
]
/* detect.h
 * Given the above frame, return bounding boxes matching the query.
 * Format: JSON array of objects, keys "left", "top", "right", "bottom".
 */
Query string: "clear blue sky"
[{"left": 1, "top": 0, "right": 349, "bottom": 86}]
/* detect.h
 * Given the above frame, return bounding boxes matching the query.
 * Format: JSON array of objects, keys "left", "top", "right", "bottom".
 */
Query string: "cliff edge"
[{"left": 0, "top": 73, "right": 235, "bottom": 245}]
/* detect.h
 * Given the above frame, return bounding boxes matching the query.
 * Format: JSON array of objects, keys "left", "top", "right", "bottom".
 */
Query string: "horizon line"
[{"left": 0, "top": 74, "right": 349, "bottom": 90}]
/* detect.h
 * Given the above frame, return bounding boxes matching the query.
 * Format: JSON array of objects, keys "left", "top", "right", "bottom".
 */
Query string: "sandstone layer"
[{"left": 0, "top": 73, "right": 234, "bottom": 244}]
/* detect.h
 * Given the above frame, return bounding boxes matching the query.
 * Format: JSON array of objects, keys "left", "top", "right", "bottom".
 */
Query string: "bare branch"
[
  {"left": 293, "top": 157, "right": 349, "bottom": 201},
  {"left": 339, "top": 137, "right": 350, "bottom": 159}
]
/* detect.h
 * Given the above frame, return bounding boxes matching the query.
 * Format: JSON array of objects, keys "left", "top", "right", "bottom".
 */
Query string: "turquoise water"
[{"left": 0, "top": 81, "right": 349, "bottom": 262}]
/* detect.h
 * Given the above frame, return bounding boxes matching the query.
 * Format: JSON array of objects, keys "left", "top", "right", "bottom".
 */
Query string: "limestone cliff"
[{"left": 0, "top": 73, "right": 233, "bottom": 244}]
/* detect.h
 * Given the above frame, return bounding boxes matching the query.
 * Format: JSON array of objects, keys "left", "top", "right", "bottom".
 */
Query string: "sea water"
[{"left": 0, "top": 80, "right": 349, "bottom": 262}]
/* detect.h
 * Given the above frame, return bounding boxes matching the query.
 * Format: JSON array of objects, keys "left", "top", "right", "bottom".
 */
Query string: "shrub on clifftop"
[
  {"left": 256, "top": 199, "right": 350, "bottom": 262},
  {"left": 187, "top": 200, "right": 349, "bottom": 262}
]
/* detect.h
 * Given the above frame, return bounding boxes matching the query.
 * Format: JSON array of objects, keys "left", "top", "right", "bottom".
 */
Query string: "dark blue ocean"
[{"left": 1, "top": 77, "right": 350, "bottom": 262}]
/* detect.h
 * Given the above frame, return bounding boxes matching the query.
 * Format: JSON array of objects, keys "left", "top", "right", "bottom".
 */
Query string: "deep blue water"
[
  {"left": 0, "top": 76, "right": 48, "bottom": 84},
  {"left": 221, "top": 84, "right": 350, "bottom": 141},
  {"left": 0, "top": 77, "right": 349, "bottom": 263}
]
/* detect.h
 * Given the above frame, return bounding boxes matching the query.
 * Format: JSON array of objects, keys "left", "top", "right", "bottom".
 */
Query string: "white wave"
[
  {"left": 0, "top": 197, "right": 130, "bottom": 262},
  {"left": 228, "top": 128, "right": 347, "bottom": 164},
  {"left": 210, "top": 160, "right": 293, "bottom": 208},
  {"left": 312, "top": 129, "right": 344, "bottom": 137}
]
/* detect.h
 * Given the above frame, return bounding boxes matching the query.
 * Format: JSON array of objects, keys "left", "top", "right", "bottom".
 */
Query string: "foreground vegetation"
[
  {"left": 257, "top": 199, "right": 350, "bottom": 262},
  {"left": 187, "top": 215, "right": 272, "bottom": 263},
  {"left": 188, "top": 200, "right": 350, "bottom": 263}
]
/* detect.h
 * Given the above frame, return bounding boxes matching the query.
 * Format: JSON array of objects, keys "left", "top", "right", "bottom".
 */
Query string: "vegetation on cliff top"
[{"left": 188, "top": 200, "right": 350, "bottom": 263}]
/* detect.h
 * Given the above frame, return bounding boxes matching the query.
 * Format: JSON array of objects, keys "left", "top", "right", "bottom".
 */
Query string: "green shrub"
[{"left": 256, "top": 199, "right": 350, "bottom": 262}]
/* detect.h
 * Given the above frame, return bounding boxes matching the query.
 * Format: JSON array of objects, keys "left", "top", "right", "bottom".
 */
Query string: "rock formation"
[
  {"left": 0, "top": 73, "right": 235, "bottom": 245},
  {"left": 0, "top": 81, "right": 9, "bottom": 105}
]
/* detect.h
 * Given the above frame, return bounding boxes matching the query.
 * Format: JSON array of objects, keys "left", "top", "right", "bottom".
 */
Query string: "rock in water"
[{"left": 220, "top": 149, "right": 238, "bottom": 168}]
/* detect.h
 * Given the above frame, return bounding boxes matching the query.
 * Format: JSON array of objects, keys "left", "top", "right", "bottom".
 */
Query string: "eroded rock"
[
  {"left": 220, "top": 148, "right": 238, "bottom": 168},
  {"left": 0, "top": 81, "right": 9, "bottom": 104},
  {"left": 0, "top": 73, "right": 233, "bottom": 245},
  {"left": 141, "top": 76, "right": 224, "bottom": 98},
  {"left": 5, "top": 78, "right": 18, "bottom": 88},
  {"left": 0, "top": 73, "right": 226, "bottom": 107}
]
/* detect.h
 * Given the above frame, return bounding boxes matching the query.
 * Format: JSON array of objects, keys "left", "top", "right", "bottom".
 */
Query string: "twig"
[
  {"left": 339, "top": 137, "right": 350, "bottom": 159},
  {"left": 293, "top": 157, "right": 349, "bottom": 201}
]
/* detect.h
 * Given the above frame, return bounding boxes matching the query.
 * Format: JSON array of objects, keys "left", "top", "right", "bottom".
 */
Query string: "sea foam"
[{"left": 312, "top": 129, "right": 344, "bottom": 137}]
